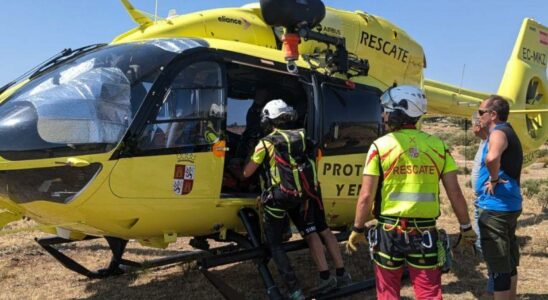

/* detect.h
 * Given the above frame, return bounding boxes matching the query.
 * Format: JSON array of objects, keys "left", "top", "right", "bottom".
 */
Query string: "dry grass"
[{"left": 0, "top": 123, "right": 547, "bottom": 299}]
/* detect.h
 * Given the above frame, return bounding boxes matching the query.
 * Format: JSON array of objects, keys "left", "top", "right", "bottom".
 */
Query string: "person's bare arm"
[
  {"left": 353, "top": 175, "right": 379, "bottom": 229},
  {"left": 243, "top": 161, "right": 260, "bottom": 178},
  {"left": 485, "top": 130, "right": 508, "bottom": 194},
  {"left": 441, "top": 170, "right": 471, "bottom": 225}
]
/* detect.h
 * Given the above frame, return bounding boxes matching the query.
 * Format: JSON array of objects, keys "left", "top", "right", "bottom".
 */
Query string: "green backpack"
[{"left": 262, "top": 129, "right": 320, "bottom": 203}]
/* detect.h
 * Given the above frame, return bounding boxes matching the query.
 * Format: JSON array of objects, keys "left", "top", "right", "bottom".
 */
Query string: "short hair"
[
  {"left": 485, "top": 95, "right": 510, "bottom": 121},
  {"left": 270, "top": 113, "right": 296, "bottom": 129}
]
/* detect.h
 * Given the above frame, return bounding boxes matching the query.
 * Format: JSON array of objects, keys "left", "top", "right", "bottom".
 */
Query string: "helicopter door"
[
  {"left": 316, "top": 80, "right": 382, "bottom": 226},
  {"left": 109, "top": 61, "right": 225, "bottom": 200}
]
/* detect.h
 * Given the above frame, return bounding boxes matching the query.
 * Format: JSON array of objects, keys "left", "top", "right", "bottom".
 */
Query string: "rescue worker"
[
  {"left": 243, "top": 99, "right": 350, "bottom": 299},
  {"left": 346, "top": 85, "right": 477, "bottom": 299},
  {"left": 476, "top": 95, "right": 523, "bottom": 300},
  {"left": 204, "top": 103, "right": 222, "bottom": 143}
]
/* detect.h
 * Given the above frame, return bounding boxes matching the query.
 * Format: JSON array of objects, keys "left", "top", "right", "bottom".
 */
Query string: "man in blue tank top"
[
  {"left": 471, "top": 112, "right": 494, "bottom": 295},
  {"left": 476, "top": 95, "right": 523, "bottom": 300}
]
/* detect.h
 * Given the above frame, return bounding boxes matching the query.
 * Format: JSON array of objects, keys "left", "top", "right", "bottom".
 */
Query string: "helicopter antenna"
[
  {"left": 154, "top": 0, "right": 158, "bottom": 22},
  {"left": 458, "top": 63, "right": 466, "bottom": 95},
  {"left": 458, "top": 63, "right": 469, "bottom": 179}
]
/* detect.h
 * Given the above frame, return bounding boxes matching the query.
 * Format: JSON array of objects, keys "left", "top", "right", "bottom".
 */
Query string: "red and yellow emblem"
[{"left": 173, "top": 164, "right": 195, "bottom": 195}]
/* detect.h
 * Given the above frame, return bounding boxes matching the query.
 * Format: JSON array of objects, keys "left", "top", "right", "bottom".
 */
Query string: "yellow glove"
[
  {"left": 457, "top": 224, "right": 478, "bottom": 247},
  {"left": 346, "top": 228, "right": 367, "bottom": 254}
]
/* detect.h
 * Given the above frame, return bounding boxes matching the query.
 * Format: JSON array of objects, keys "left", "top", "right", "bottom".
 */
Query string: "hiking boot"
[
  {"left": 288, "top": 289, "right": 305, "bottom": 300},
  {"left": 312, "top": 275, "right": 337, "bottom": 295},
  {"left": 336, "top": 272, "right": 352, "bottom": 288}
]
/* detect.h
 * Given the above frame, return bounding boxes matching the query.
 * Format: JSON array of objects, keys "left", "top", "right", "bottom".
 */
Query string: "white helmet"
[
  {"left": 209, "top": 103, "right": 223, "bottom": 117},
  {"left": 261, "top": 99, "right": 296, "bottom": 120},
  {"left": 380, "top": 85, "right": 427, "bottom": 118}
]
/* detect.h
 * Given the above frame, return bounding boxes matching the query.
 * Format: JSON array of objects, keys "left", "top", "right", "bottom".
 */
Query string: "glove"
[
  {"left": 346, "top": 228, "right": 367, "bottom": 254},
  {"left": 456, "top": 225, "right": 477, "bottom": 248}
]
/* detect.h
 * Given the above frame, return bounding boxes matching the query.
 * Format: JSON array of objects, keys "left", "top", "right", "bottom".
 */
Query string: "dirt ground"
[{"left": 0, "top": 123, "right": 546, "bottom": 300}]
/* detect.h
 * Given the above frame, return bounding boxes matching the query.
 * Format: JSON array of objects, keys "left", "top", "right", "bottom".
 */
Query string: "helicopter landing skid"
[
  {"left": 199, "top": 208, "right": 377, "bottom": 300},
  {"left": 35, "top": 235, "right": 238, "bottom": 279},
  {"left": 35, "top": 235, "right": 140, "bottom": 279}
]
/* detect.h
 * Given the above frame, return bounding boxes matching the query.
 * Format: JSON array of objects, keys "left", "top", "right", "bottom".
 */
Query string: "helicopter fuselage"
[{"left": 0, "top": 3, "right": 546, "bottom": 250}]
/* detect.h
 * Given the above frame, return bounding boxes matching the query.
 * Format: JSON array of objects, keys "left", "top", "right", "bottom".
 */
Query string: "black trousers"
[
  {"left": 262, "top": 188, "right": 303, "bottom": 293},
  {"left": 478, "top": 208, "right": 521, "bottom": 274}
]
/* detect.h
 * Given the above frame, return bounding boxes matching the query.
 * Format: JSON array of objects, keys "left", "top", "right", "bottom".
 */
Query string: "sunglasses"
[{"left": 478, "top": 109, "right": 491, "bottom": 116}]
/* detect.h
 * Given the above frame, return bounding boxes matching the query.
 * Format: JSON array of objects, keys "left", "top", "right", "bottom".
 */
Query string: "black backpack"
[{"left": 261, "top": 129, "right": 320, "bottom": 202}]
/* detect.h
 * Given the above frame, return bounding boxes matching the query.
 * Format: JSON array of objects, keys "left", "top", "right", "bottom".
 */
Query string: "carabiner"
[
  {"left": 367, "top": 226, "right": 378, "bottom": 260},
  {"left": 421, "top": 230, "right": 433, "bottom": 249},
  {"left": 368, "top": 226, "right": 378, "bottom": 247}
]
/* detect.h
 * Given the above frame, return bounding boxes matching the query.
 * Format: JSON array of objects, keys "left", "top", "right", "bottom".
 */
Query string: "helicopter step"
[
  {"left": 198, "top": 208, "right": 377, "bottom": 300},
  {"left": 35, "top": 234, "right": 238, "bottom": 279}
]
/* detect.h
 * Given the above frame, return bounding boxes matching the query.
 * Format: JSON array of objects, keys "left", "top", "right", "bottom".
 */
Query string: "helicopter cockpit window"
[
  {"left": 321, "top": 83, "right": 382, "bottom": 155},
  {"left": 138, "top": 61, "right": 224, "bottom": 150},
  {"left": 0, "top": 41, "right": 183, "bottom": 160}
]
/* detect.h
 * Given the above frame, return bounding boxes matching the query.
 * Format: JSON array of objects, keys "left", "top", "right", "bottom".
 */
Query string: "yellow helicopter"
[{"left": 0, "top": 0, "right": 546, "bottom": 298}]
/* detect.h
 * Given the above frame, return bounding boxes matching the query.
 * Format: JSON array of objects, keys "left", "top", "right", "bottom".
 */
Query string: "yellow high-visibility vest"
[{"left": 368, "top": 129, "right": 455, "bottom": 218}]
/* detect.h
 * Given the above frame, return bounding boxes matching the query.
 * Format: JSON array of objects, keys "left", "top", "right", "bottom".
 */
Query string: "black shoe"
[
  {"left": 289, "top": 289, "right": 305, "bottom": 300},
  {"left": 337, "top": 272, "right": 352, "bottom": 288},
  {"left": 311, "top": 275, "right": 337, "bottom": 295}
]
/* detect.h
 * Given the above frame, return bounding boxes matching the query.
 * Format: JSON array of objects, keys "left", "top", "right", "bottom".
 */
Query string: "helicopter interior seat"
[{"left": 165, "top": 97, "right": 195, "bottom": 147}]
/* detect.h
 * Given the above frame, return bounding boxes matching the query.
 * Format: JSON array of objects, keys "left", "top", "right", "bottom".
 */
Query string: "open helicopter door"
[
  {"left": 109, "top": 59, "right": 226, "bottom": 234},
  {"left": 221, "top": 60, "right": 312, "bottom": 198},
  {"left": 314, "top": 76, "right": 383, "bottom": 227}
]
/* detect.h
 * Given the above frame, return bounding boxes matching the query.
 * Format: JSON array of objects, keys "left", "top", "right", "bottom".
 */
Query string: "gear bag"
[{"left": 262, "top": 129, "right": 321, "bottom": 204}]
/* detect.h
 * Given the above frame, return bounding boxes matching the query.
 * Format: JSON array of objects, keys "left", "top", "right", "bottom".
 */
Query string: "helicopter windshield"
[{"left": 0, "top": 39, "right": 206, "bottom": 160}]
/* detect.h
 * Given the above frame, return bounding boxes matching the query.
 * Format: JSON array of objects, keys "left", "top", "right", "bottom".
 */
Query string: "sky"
[{"left": 1, "top": 0, "right": 547, "bottom": 93}]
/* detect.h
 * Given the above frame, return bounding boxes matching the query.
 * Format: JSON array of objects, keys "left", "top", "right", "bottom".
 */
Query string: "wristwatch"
[
  {"left": 489, "top": 176, "right": 500, "bottom": 183},
  {"left": 352, "top": 226, "right": 365, "bottom": 233},
  {"left": 460, "top": 223, "right": 472, "bottom": 231}
]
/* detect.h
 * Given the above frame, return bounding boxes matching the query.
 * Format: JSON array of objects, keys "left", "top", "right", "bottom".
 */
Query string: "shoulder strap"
[{"left": 259, "top": 139, "right": 273, "bottom": 190}]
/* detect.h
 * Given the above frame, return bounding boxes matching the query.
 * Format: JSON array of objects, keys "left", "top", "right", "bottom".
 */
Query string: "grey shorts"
[{"left": 477, "top": 208, "right": 521, "bottom": 273}]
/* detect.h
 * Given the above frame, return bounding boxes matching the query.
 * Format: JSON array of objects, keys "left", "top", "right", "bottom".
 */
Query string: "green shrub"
[
  {"left": 457, "top": 166, "right": 471, "bottom": 175},
  {"left": 432, "top": 131, "right": 452, "bottom": 142},
  {"left": 538, "top": 148, "right": 548, "bottom": 156},
  {"left": 448, "top": 132, "right": 478, "bottom": 147},
  {"left": 537, "top": 189, "right": 548, "bottom": 208},
  {"left": 422, "top": 117, "right": 442, "bottom": 124},
  {"left": 461, "top": 119, "right": 473, "bottom": 130},
  {"left": 521, "top": 178, "right": 548, "bottom": 198},
  {"left": 435, "top": 117, "right": 473, "bottom": 130},
  {"left": 445, "top": 117, "right": 462, "bottom": 126},
  {"left": 538, "top": 156, "right": 548, "bottom": 167},
  {"left": 535, "top": 149, "right": 548, "bottom": 167},
  {"left": 459, "top": 144, "right": 480, "bottom": 160}
]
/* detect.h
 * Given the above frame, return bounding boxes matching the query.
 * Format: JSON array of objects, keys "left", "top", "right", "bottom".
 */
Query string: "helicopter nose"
[
  {"left": 0, "top": 101, "right": 104, "bottom": 206},
  {"left": 0, "top": 101, "right": 49, "bottom": 154}
]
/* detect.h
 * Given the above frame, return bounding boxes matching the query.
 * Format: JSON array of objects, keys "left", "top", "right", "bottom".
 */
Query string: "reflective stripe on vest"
[
  {"left": 389, "top": 192, "right": 436, "bottom": 202},
  {"left": 375, "top": 130, "right": 446, "bottom": 218}
]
